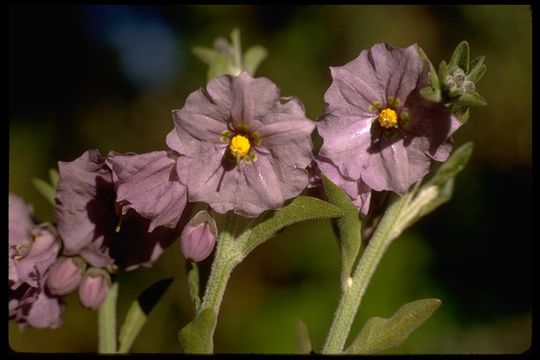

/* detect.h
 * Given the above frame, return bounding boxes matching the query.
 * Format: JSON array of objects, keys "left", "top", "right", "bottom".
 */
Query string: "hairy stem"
[{"left": 98, "top": 282, "right": 119, "bottom": 353}]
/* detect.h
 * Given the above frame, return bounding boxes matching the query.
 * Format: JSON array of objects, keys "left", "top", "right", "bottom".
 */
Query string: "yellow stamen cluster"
[
  {"left": 378, "top": 108, "right": 398, "bottom": 129},
  {"left": 229, "top": 135, "right": 251, "bottom": 158}
]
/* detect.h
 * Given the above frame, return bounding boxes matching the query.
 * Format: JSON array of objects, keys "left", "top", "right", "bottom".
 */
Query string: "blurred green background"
[{"left": 8, "top": 5, "right": 531, "bottom": 354}]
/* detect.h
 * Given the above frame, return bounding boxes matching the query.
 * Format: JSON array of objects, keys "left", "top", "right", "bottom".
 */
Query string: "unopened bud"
[
  {"left": 47, "top": 256, "right": 86, "bottom": 296},
  {"left": 78, "top": 268, "right": 110, "bottom": 310},
  {"left": 180, "top": 210, "right": 217, "bottom": 262}
]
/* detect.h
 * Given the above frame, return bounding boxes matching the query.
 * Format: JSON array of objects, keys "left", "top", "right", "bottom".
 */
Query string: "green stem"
[
  {"left": 98, "top": 282, "right": 119, "bottom": 353},
  {"left": 197, "top": 212, "right": 242, "bottom": 351},
  {"left": 322, "top": 194, "right": 412, "bottom": 354}
]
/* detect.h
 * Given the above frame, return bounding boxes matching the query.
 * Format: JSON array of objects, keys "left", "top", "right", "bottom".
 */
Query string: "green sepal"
[
  {"left": 295, "top": 319, "right": 313, "bottom": 354},
  {"left": 420, "top": 86, "right": 442, "bottom": 103},
  {"left": 192, "top": 46, "right": 237, "bottom": 81},
  {"left": 178, "top": 309, "right": 217, "bottom": 354},
  {"left": 454, "top": 91, "right": 487, "bottom": 106},
  {"left": 467, "top": 63, "right": 486, "bottom": 83},
  {"left": 438, "top": 60, "right": 449, "bottom": 84},
  {"left": 321, "top": 175, "right": 362, "bottom": 289},
  {"left": 346, "top": 298, "right": 442, "bottom": 354},
  {"left": 239, "top": 196, "right": 343, "bottom": 257},
  {"left": 449, "top": 41, "right": 470, "bottom": 73}
]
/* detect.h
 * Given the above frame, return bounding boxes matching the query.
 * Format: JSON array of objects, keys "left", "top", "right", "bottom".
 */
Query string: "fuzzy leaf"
[
  {"left": 454, "top": 91, "right": 487, "bottom": 106},
  {"left": 296, "top": 319, "right": 313, "bottom": 354},
  {"left": 346, "top": 298, "right": 441, "bottom": 354},
  {"left": 118, "top": 301, "right": 146, "bottom": 353},
  {"left": 428, "top": 142, "right": 473, "bottom": 188},
  {"left": 322, "top": 175, "right": 362, "bottom": 289},
  {"left": 467, "top": 64, "right": 486, "bottom": 83},
  {"left": 178, "top": 309, "right": 217, "bottom": 354},
  {"left": 32, "top": 178, "right": 56, "bottom": 206},
  {"left": 240, "top": 196, "right": 343, "bottom": 256},
  {"left": 438, "top": 60, "right": 449, "bottom": 85},
  {"left": 416, "top": 177, "right": 454, "bottom": 220},
  {"left": 192, "top": 46, "right": 238, "bottom": 80},
  {"left": 449, "top": 41, "right": 470, "bottom": 73},
  {"left": 243, "top": 45, "right": 268, "bottom": 76}
]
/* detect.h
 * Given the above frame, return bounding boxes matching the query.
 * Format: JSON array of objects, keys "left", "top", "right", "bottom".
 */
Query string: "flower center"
[
  {"left": 229, "top": 135, "right": 251, "bottom": 158},
  {"left": 378, "top": 108, "right": 398, "bottom": 129}
]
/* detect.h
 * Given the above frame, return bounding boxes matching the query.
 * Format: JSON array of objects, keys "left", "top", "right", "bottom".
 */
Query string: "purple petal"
[
  {"left": 55, "top": 149, "right": 116, "bottom": 255},
  {"left": 8, "top": 194, "right": 34, "bottom": 246},
  {"left": 107, "top": 151, "right": 188, "bottom": 231}
]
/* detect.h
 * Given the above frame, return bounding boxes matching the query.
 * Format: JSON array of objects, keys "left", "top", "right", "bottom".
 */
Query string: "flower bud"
[
  {"left": 47, "top": 256, "right": 86, "bottom": 296},
  {"left": 180, "top": 210, "right": 217, "bottom": 262},
  {"left": 78, "top": 268, "right": 110, "bottom": 310}
]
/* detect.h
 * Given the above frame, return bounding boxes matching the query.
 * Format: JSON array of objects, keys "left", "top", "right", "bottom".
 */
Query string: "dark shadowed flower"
[
  {"left": 172, "top": 71, "right": 315, "bottom": 217},
  {"left": 54, "top": 149, "right": 180, "bottom": 272},
  {"left": 180, "top": 210, "right": 217, "bottom": 262},
  {"left": 318, "top": 43, "right": 462, "bottom": 194},
  {"left": 9, "top": 280, "right": 64, "bottom": 329}
]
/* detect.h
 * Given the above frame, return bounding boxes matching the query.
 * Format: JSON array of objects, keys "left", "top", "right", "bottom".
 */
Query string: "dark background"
[{"left": 9, "top": 5, "right": 531, "bottom": 353}]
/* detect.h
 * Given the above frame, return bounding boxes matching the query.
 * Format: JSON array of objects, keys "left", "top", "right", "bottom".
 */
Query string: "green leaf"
[
  {"left": 192, "top": 46, "right": 221, "bottom": 65},
  {"left": 450, "top": 104, "right": 470, "bottom": 123},
  {"left": 32, "top": 178, "right": 56, "bottom": 206},
  {"left": 295, "top": 319, "right": 313, "bottom": 354},
  {"left": 192, "top": 46, "right": 238, "bottom": 80},
  {"left": 467, "top": 64, "right": 486, "bottom": 83},
  {"left": 416, "top": 177, "right": 454, "bottom": 220},
  {"left": 243, "top": 45, "right": 268, "bottom": 76},
  {"left": 428, "top": 142, "right": 473, "bottom": 188},
  {"left": 187, "top": 262, "right": 201, "bottom": 313},
  {"left": 449, "top": 41, "right": 470, "bottom": 73},
  {"left": 322, "top": 175, "right": 362, "bottom": 288},
  {"left": 240, "top": 196, "right": 343, "bottom": 257},
  {"left": 469, "top": 55, "right": 485, "bottom": 71},
  {"left": 118, "top": 277, "right": 174, "bottom": 352},
  {"left": 454, "top": 91, "right": 487, "bottom": 106},
  {"left": 346, "top": 298, "right": 442, "bottom": 354},
  {"left": 178, "top": 309, "right": 217, "bottom": 354},
  {"left": 48, "top": 168, "right": 59, "bottom": 189},
  {"left": 229, "top": 28, "right": 242, "bottom": 69}
]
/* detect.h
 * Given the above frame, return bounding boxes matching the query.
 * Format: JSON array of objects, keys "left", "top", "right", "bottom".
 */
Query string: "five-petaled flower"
[
  {"left": 318, "top": 43, "right": 462, "bottom": 195},
  {"left": 171, "top": 71, "right": 316, "bottom": 217}
]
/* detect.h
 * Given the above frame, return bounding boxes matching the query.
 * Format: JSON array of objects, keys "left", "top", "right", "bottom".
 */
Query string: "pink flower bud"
[
  {"left": 180, "top": 210, "right": 217, "bottom": 262},
  {"left": 78, "top": 268, "right": 110, "bottom": 310},
  {"left": 47, "top": 257, "right": 86, "bottom": 296}
]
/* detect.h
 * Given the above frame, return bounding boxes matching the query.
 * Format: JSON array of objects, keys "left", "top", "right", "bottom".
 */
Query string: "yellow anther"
[
  {"left": 229, "top": 135, "right": 251, "bottom": 158},
  {"left": 378, "top": 108, "right": 399, "bottom": 129}
]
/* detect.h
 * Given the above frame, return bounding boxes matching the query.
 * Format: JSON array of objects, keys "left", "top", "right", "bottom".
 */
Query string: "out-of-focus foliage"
[{"left": 9, "top": 5, "right": 531, "bottom": 353}]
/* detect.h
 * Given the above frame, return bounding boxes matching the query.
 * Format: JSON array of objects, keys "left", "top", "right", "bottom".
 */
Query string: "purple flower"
[
  {"left": 180, "top": 210, "right": 217, "bottom": 262},
  {"left": 54, "top": 149, "right": 180, "bottom": 272},
  {"left": 46, "top": 256, "right": 86, "bottom": 296},
  {"left": 106, "top": 149, "right": 187, "bottom": 232},
  {"left": 78, "top": 268, "right": 110, "bottom": 310},
  {"left": 9, "top": 194, "right": 61, "bottom": 290},
  {"left": 9, "top": 280, "right": 64, "bottom": 329},
  {"left": 172, "top": 71, "right": 315, "bottom": 217},
  {"left": 318, "top": 43, "right": 462, "bottom": 194}
]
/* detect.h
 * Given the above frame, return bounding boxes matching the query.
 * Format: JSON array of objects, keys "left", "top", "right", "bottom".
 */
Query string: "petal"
[
  {"left": 9, "top": 194, "right": 34, "bottom": 246},
  {"left": 54, "top": 150, "right": 116, "bottom": 255},
  {"left": 172, "top": 109, "right": 229, "bottom": 156},
  {"left": 230, "top": 71, "right": 280, "bottom": 128},
  {"left": 315, "top": 156, "right": 372, "bottom": 215},
  {"left": 165, "top": 129, "right": 183, "bottom": 154},
  {"left": 318, "top": 113, "right": 374, "bottom": 179},
  {"left": 107, "top": 151, "right": 188, "bottom": 231},
  {"left": 23, "top": 287, "right": 64, "bottom": 329},
  {"left": 363, "top": 136, "right": 431, "bottom": 194}
]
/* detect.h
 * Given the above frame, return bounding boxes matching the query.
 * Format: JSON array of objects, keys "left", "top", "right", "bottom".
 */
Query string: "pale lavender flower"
[
  {"left": 172, "top": 71, "right": 315, "bottom": 217},
  {"left": 46, "top": 256, "right": 86, "bottom": 296},
  {"left": 318, "top": 43, "right": 462, "bottom": 194},
  {"left": 180, "top": 210, "right": 217, "bottom": 262},
  {"left": 54, "top": 149, "right": 179, "bottom": 272}
]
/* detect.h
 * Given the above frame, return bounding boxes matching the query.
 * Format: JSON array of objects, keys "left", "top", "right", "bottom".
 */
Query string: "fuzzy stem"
[
  {"left": 98, "top": 282, "right": 119, "bottom": 353},
  {"left": 322, "top": 194, "right": 412, "bottom": 354}
]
